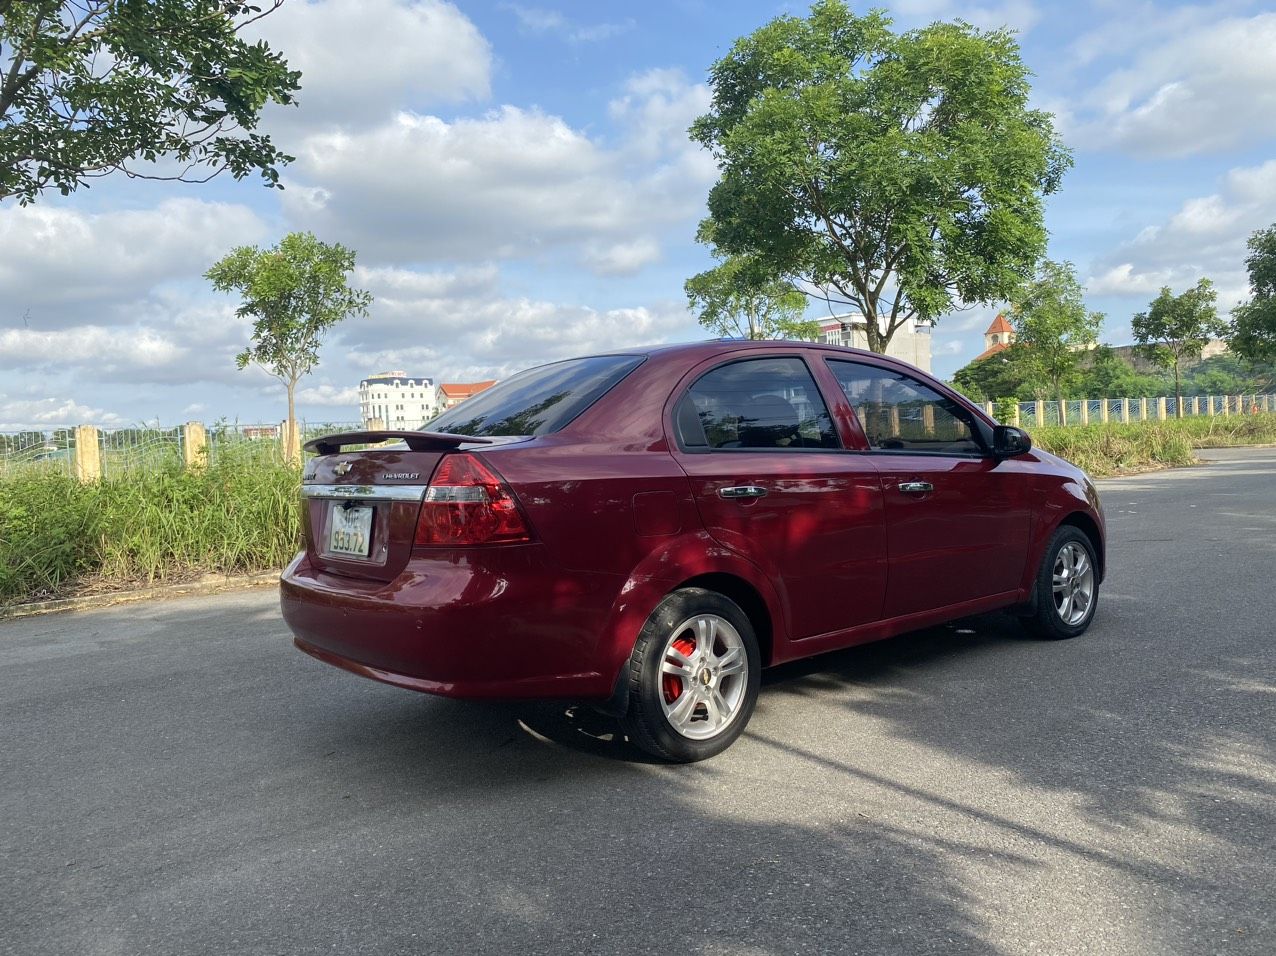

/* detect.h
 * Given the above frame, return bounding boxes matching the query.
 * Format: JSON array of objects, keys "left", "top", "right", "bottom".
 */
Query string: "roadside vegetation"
[
  {"left": 1030, "top": 413, "right": 1276, "bottom": 478},
  {"left": 0, "top": 443, "right": 299, "bottom": 607}
]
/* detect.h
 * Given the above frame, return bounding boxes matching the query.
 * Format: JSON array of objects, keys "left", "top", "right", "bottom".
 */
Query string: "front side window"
[
  {"left": 827, "top": 360, "right": 983, "bottom": 455},
  {"left": 676, "top": 357, "right": 839, "bottom": 450}
]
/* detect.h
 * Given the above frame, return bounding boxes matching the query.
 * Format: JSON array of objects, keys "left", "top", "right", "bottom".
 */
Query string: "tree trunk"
[
  {"left": 285, "top": 378, "right": 300, "bottom": 465},
  {"left": 1173, "top": 360, "right": 1182, "bottom": 419}
]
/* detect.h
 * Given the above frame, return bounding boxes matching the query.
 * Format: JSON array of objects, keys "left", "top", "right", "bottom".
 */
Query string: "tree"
[
  {"left": 206, "top": 233, "right": 372, "bottom": 462},
  {"left": 1009, "top": 260, "right": 1103, "bottom": 401},
  {"left": 1, "top": 1, "right": 299, "bottom": 204},
  {"left": 685, "top": 255, "right": 820, "bottom": 340},
  {"left": 1079, "top": 346, "right": 1164, "bottom": 399},
  {"left": 1232, "top": 224, "right": 1276, "bottom": 364},
  {"left": 1131, "top": 279, "right": 1225, "bottom": 417},
  {"left": 951, "top": 343, "right": 1042, "bottom": 401},
  {"left": 689, "top": 0, "right": 1070, "bottom": 354}
]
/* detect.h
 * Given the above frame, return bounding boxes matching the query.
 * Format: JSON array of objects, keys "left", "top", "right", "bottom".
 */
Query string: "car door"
[
  {"left": 824, "top": 358, "right": 1032, "bottom": 619},
  {"left": 671, "top": 354, "right": 888, "bottom": 640}
]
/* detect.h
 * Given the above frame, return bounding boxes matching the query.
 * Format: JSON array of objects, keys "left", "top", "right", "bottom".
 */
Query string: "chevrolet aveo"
[{"left": 282, "top": 341, "right": 1104, "bottom": 762}]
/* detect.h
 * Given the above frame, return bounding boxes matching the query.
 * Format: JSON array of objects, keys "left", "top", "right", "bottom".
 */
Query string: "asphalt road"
[{"left": 3, "top": 447, "right": 1274, "bottom": 956}]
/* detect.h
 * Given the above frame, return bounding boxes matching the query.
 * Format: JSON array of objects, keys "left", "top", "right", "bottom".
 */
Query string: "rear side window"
[
  {"left": 827, "top": 360, "right": 983, "bottom": 455},
  {"left": 424, "top": 355, "right": 644, "bottom": 436},
  {"left": 675, "top": 357, "right": 839, "bottom": 450}
]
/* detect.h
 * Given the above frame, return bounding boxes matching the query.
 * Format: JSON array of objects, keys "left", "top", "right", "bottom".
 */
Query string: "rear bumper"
[{"left": 279, "top": 549, "right": 622, "bottom": 700}]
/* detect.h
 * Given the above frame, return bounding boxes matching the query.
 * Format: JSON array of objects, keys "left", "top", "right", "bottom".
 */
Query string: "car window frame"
[
  {"left": 669, "top": 353, "right": 845, "bottom": 455},
  {"left": 821, "top": 356, "right": 994, "bottom": 459}
]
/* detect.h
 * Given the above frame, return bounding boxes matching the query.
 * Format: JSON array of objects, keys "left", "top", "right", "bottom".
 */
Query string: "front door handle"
[
  {"left": 897, "top": 481, "right": 934, "bottom": 494},
  {"left": 718, "top": 485, "right": 768, "bottom": 500}
]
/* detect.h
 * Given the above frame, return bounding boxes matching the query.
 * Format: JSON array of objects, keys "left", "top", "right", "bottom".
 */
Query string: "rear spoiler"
[{"left": 304, "top": 430, "right": 494, "bottom": 456}]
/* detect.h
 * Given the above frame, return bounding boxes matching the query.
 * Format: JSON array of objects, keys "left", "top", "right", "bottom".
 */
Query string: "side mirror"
[{"left": 993, "top": 424, "right": 1032, "bottom": 458}]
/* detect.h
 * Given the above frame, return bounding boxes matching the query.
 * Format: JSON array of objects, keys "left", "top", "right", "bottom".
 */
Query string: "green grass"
[
  {"left": 0, "top": 442, "right": 301, "bottom": 606},
  {"left": 1030, "top": 413, "right": 1276, "bottom": 478}
]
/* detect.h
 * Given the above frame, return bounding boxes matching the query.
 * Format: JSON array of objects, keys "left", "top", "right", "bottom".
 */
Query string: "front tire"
[
  {"left": 622, "top": 588, "right": 761, "bottom": 762},
  {"left": 1022, "top": 526, "right": 1099, "bottom": 640}
]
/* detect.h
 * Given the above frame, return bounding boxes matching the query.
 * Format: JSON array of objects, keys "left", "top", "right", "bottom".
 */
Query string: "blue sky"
[{"left": 3, "top": 0, "right": 1276, "bottom": 429}]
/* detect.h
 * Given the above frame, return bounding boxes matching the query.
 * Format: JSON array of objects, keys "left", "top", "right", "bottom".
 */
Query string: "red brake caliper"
[{"left": 663, "top": 635, "right": 698, "bottom": 704}]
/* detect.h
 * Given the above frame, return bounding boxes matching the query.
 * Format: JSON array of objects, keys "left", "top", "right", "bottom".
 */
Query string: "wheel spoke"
[
  {"left": 1073, "top": 551, "right": 1090, "bottom": 578},
  {"left": 715, "top": 646, "right": 744, "bottom": 677},
  {"left": 1057, "top": 592, "right": 1073, "bottom": 621},
  {"left": 666, "top": 687, "right": 698, "bottom": 727},
  {"left": 1052, "top": 574, "right": 1068, "bottom": 593},
  {"left": 706, "top": 688, "right": 732, "bottom": 729},
  {"left": 660, "top": 647, "right": 695, "bottom": 679},
  {"left": 695, "top": 616, "right": 718, "bottom": 657}
]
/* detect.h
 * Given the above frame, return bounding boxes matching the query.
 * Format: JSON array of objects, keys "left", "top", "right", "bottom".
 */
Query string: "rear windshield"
[{"left": 423, "top": 355, "right": 645, "bottom": 436}]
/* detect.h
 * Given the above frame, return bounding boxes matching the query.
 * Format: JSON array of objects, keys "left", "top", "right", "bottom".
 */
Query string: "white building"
[
  {"left": 807, "top": 314, "right": 933, "bottom": 373},
  {"left": 358, "top": 372, "right": 441, "bottom": 429}
]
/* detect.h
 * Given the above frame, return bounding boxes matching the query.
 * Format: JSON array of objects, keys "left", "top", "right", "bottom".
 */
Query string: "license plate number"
[{"left": 328, "top": 503, "right": 373, "bottom": 557}]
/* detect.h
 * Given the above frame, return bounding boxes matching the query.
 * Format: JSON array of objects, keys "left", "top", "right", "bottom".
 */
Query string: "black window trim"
[{"left": 672, "top": 354, "right": 845, "bottom": 455}]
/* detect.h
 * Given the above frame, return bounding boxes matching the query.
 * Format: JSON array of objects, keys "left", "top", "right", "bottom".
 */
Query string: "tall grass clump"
[
  {"left": 0, "top": 442, "right": 301, "bottom": 606},
  {"left": 1029, "top": 412, "right": 1276, "bottom": 477}
]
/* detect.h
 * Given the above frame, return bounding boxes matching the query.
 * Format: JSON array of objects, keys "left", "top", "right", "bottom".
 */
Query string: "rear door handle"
[
  {"left": 897, "top": 481, "right": 934, "bottom": 494},
  {"left": 718, "top": 485, "right": 768, "bottom": 500}
]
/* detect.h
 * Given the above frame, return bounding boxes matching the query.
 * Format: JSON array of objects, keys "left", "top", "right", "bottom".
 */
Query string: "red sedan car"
[{"left": 282, "top": 341, "right": 1104, "bottom": 761}]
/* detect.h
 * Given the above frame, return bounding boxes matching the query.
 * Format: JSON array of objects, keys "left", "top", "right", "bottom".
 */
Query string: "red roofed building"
[
  {"left": 439, "top": 380, "right": 497, "bottom": 410},
  {"left": 974, "top": 314, "right": 1016, "bottom": 362}
]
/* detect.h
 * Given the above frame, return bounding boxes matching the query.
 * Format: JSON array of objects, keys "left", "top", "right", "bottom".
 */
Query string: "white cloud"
[
  {"left": 933, "top": 339, "right": 965, "bottom": 357},
  {"left": 255, "top": 0, "right": 491, "bottom": 131},
  {"left": 503, "top": 4, "right": 634, "bottom": 43},
  {"left": 0, "top": 199, "right": 266, "bottom": 325},
  {"left": 0, "top": 326, "right": 186, "bottom": 370},
  {"left": 0, "top": 397, "right": 125, "bottom": 430},
  {"left": 281, "top": 79, "right": 715, "bottom": 273},
  {"left": 1065, "top": 12, "right": 1276, "bottom": 157},
  {"left": 339, "top": 264, "right": 695, "bottom": 380},
  {"left": 1086, "top": 159, "right": 1276, "bottom": 305},
  {"left": 296, "top": 384, "right": 361, "bottom": 406}
]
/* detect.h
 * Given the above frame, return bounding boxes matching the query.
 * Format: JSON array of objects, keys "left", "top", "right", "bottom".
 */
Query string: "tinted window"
[
  {"left": 828, "top": 360, "right": 982, "bottom": 455},
  {"left": 424, "top": 355, "right": 644, "bottom": 436},
  {"left": 676, "top": 358, "right": 839, "bottom": 450}
]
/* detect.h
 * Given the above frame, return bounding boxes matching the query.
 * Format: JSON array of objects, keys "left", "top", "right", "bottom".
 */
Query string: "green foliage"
[
  {"left": 0, "top": 0, "right": 299, "bottom": 203},
  {"left": 1131, "top": 279, "right": 1225, "bottom": 410},
  {"left": 1010, "top": 261, "right": 1104, "bottom": 400},
  {"left": 952, "top": 343, "right": 1044, "bottom": 400},
  {"left": 1079, "top": 345, "right": 1164, "bottom": 398},
  {"left": 0, "top": 442, "right": 300, "bottom": 606},
  {"left": 206, "top": 232, "right": 372, "bottom": 452},
  {"left": 690, "top": 0, "right": 1070, "bottom": 353},
  {"left": 685, "top": 255, "right": 819, "bottom": 340},
  {"left": 1232, "top": 223, "right": 1276, "bottom": 363}
]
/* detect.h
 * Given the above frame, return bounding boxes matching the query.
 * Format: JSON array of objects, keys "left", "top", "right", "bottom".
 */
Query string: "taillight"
[{"left": 414, "top": 453, "right": 532, "bottom": 546}]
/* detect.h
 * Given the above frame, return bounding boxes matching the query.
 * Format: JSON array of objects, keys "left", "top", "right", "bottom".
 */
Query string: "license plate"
[{"left": 328, "top": 503, "right": 373, "bottom": 557}]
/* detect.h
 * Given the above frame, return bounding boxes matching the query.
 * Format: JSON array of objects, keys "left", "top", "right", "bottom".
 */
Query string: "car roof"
[{"left": 604, "top": 338, "right": 921, "bottom": 372}]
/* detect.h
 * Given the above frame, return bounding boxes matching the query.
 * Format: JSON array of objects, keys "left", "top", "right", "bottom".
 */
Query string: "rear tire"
[
  {"left": 1021, "top": 526, "right": 1099, "bottom": 640},
  {"left": 622, "top": 588, "right": 761, "bottom": 762}
]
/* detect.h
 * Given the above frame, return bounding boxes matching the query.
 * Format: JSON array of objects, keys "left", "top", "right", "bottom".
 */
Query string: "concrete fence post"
[
  {"left": 1222, "top": 396, "right": 1230, "bottom": 417},
  {"left": 1121, "top": 399, "right": 1131, "bottom": 423},
  {"left": 1100, "top": 399, "right": 1109, "bottom": 423},
  {"left": 1080, "top": 400, "right": 1089, "bottom": 426},
  {"left": 182, "top": 422, "right": 208, "bottom": 472},
  {"left": 1191, "top": 396, "right": 1200, "bottom": 416},
  {"left": 1139, "top": 398, "right": 1148, "bottom": 421},
  {"left": 1059, "top": 400, "right": 1068, "bottom": 426},
  {"left": 1012, "top": 403, "right": 1021, "bottom": 427},
  {"left": 1034, "top": 400, "right": 1045, "bottom": 426},
  {"left": 73, "top": 424, "right": 101, "bottom": 483},
  {"left": 1156, "top": 397, "right": 1167, "bottom": 421},
  {"left": 983, "top": 401, "right": 994, "bottom": 418}
]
